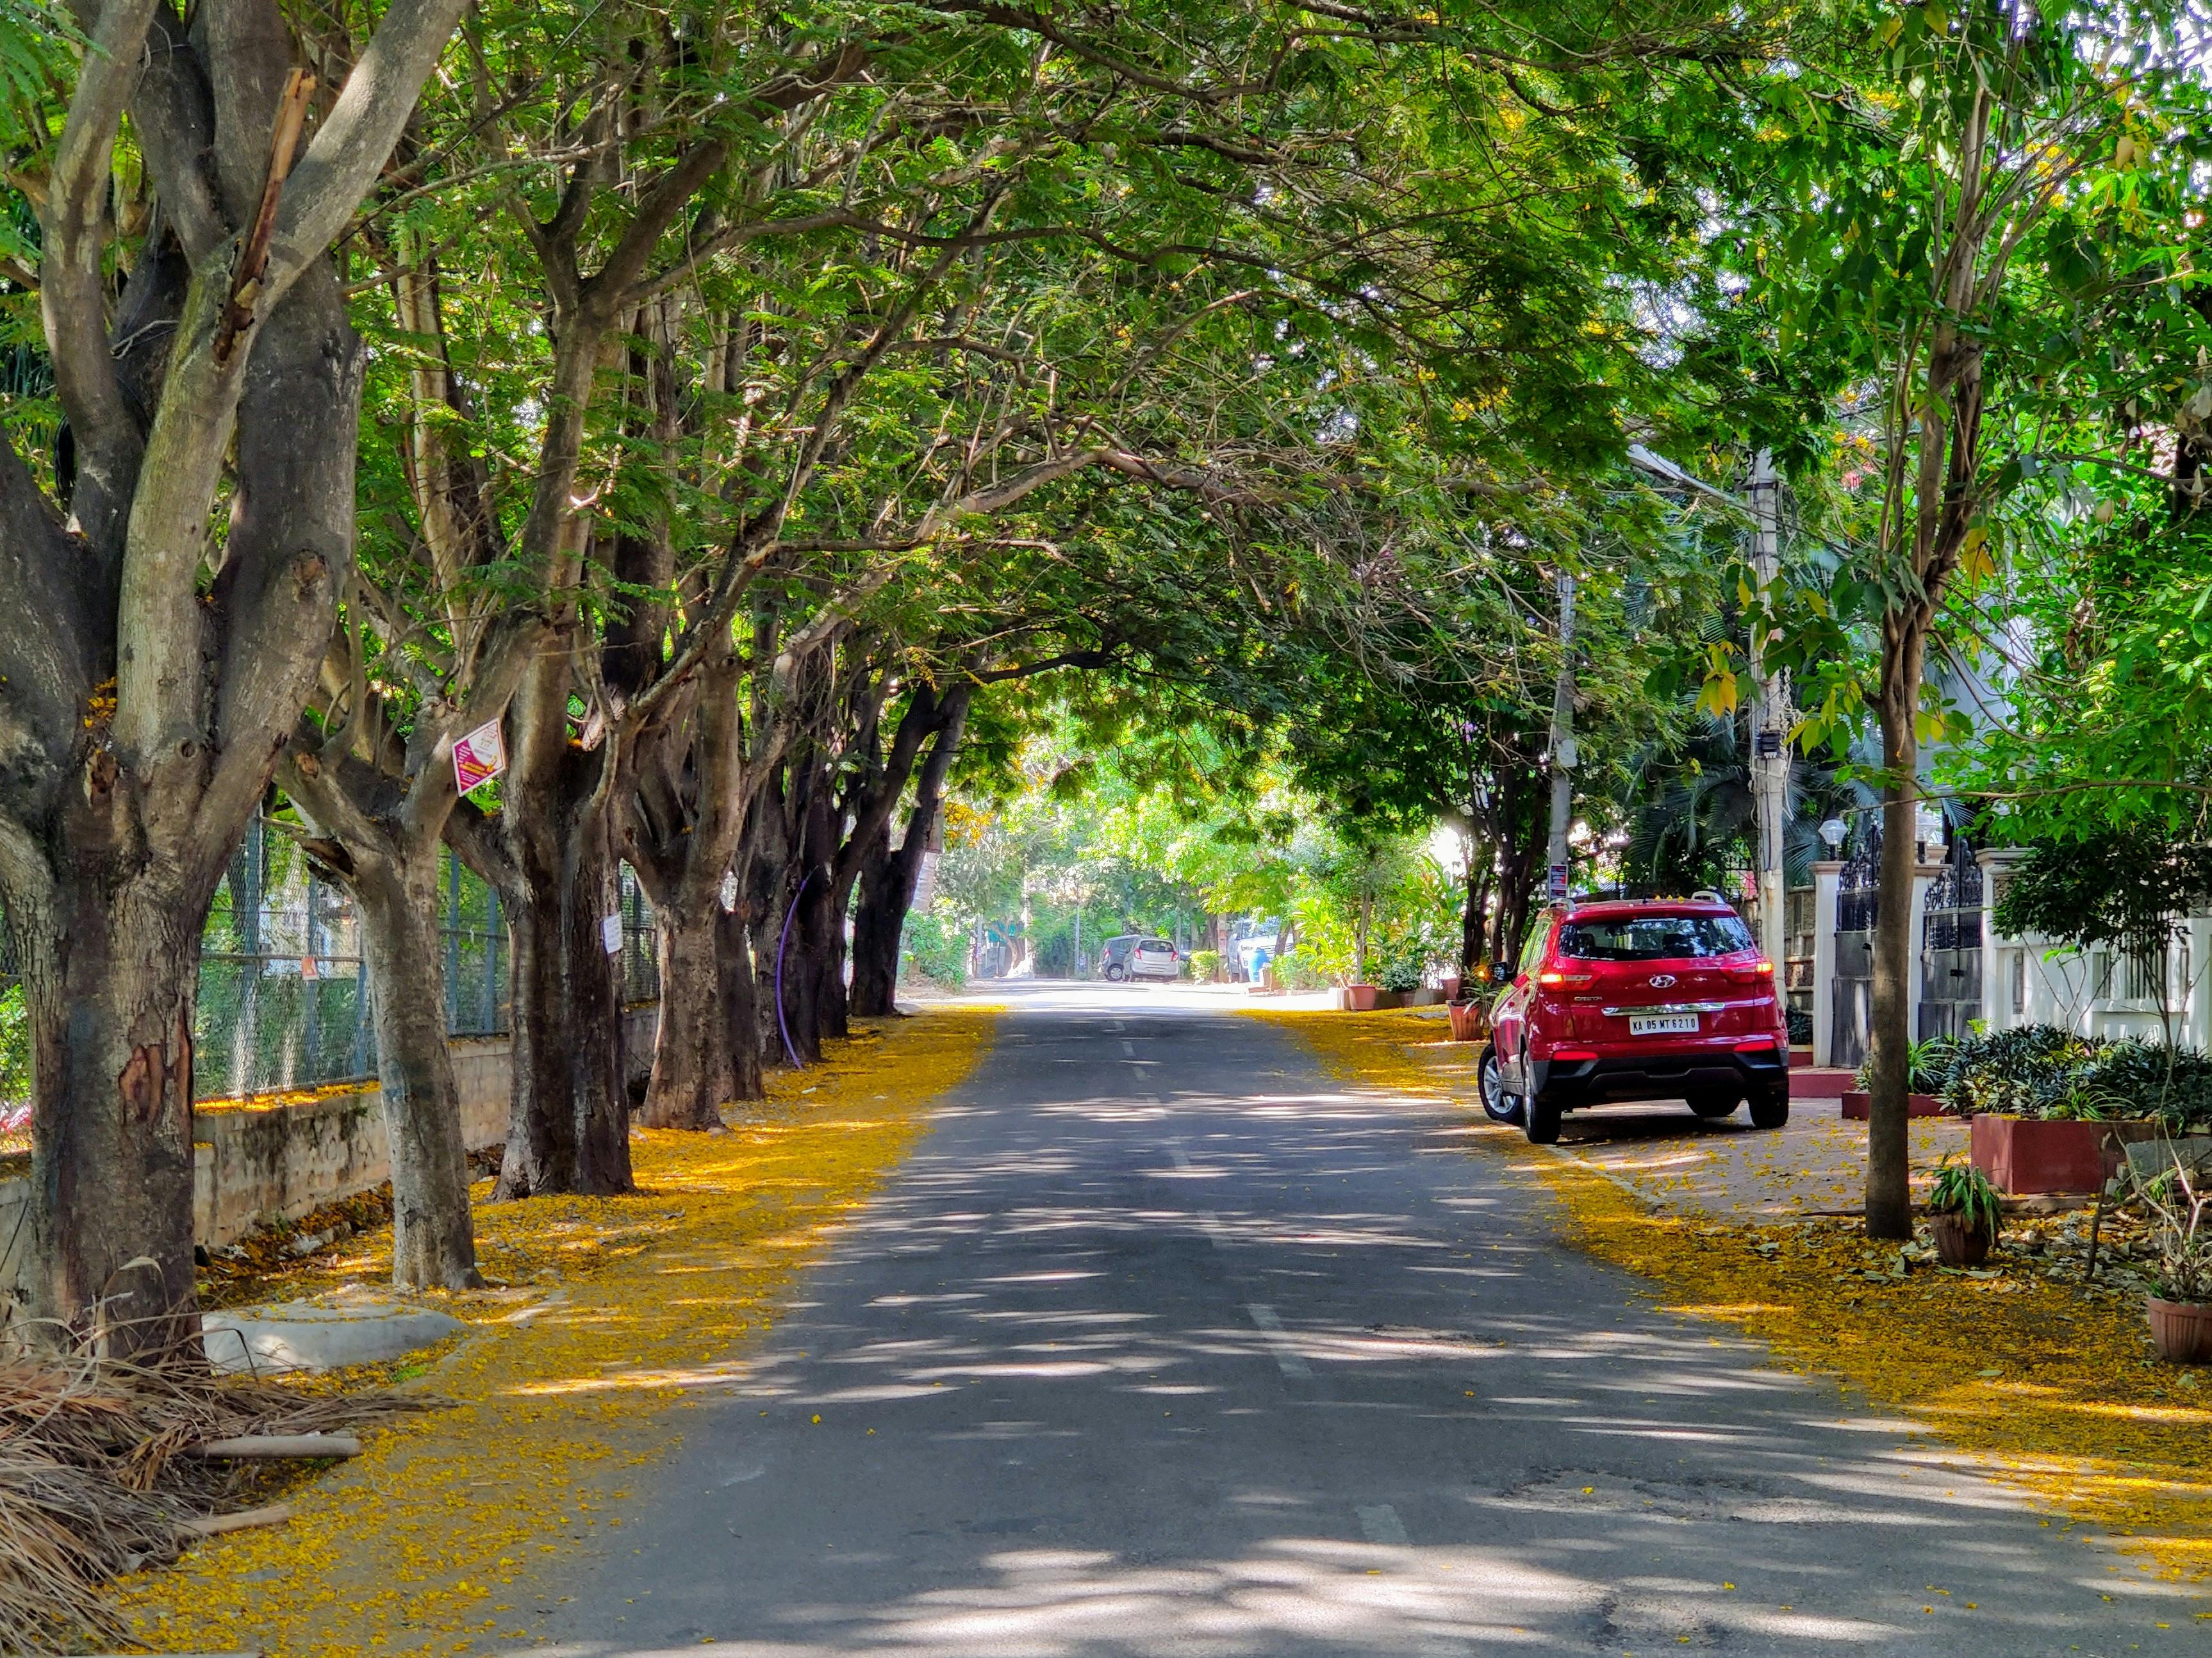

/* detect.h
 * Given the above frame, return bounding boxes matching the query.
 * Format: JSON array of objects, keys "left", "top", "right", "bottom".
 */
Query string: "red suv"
[{"left": 1480, "top": 898, "right": 1790, "bottom": 1144}]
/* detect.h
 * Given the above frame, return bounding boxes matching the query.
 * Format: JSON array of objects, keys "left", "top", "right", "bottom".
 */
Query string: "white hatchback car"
[{"left": 1103, "top": 936, "right": 1181, "bottom": 981}]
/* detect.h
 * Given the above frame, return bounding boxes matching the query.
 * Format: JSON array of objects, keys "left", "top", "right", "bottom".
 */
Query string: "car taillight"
[
  {"left": 1727, "top": 960, "right": 1776, "bottom": 984},
  {"left": 1537, "top": 971, "right": 1594, "bottom": 989}
]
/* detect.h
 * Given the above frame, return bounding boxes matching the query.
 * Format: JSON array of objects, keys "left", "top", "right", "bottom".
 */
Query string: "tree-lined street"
[{"left": 515, "top": 991, "right": 2203, "bottom": 1657}]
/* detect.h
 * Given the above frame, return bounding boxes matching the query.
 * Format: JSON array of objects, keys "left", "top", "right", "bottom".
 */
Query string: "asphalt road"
[{"left": 524, "top": 987, "right": 2206, "bottom": 1657}]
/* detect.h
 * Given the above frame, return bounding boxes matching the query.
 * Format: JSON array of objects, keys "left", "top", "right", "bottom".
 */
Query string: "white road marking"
[
  {"left": 1169, "top": 1147, "right": 1193, "bottom": 1171},
  {"left": 1246, "top": 1303, "right": 1313, "bottom": 1379},
  {"left": 1416, "top": 1643, "right": 1474, "bottom": 1658},
  {"left": 1121, "top": 1038, "right": 1136, "bottom": 1057},
  {"left": 1357, "top": 1503, "right": 1408, "bottom": 1545}
]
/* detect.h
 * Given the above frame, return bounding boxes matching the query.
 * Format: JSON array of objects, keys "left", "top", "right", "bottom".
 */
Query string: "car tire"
[
  {"left": 1687, "top": 1092, "right": 1740, "bottom": 1119},
  {"left": 1478, "top": 1047, "right": 1523, "bottom": 1125},
  {"left": 1749, "top": 1092, "right": 1790, "bottom": 1130},
  {"left": 1104, "top": 964, "right": 1126, "bottom": 982},
  {"left": 1523, "top": 1093, "right": 1562, "bottom": 1145}
]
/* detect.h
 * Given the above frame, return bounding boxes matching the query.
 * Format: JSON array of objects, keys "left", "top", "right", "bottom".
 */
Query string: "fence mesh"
[{"left": 0, "top": 816, "right": 657, "bottom": 1115}]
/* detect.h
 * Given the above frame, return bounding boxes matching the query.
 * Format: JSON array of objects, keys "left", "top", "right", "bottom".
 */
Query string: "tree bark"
[
  {"left": 848, "top": 685, "right": 971, "bottom": 1018},
  {"left": 636, "top": 890, "right": 730, "bottom": 1129},
  {"left": 1459, "top": 842, "right": 1493, "bottom": 978},
  {"left": 347, "top": 856, "right": 483, "bottom": 1288},
  {"left": 13, "top": 876, "right": 202, "bottom": 1355},
  {"left": 717, "top": 897, "right": 764, "bottom": 1104},
  {"left": 495, "top": 668, "right": 633, "bottom": 1197},
  {"left": 1865, "top": 618, "right": 1925, "bottom": 1241},
  {"left": 846, "top": 823, "right": 904, "bottom": 1019}
]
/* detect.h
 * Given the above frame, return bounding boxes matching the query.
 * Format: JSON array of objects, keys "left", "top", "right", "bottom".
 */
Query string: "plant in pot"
[
  {"left": 1844, "top": 1037, "right": 1955, "bottom": 1120},
  {"left": 2139, "top": 1156, "right": 2212, "bottom": 1364},
  {"left": 1926, "top": 1154, "right": 2002, "bottom": 1267}
]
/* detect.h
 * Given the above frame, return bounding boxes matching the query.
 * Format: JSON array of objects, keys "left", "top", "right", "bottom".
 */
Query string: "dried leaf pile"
[
  {"left": 1259, "top": 1006, "right": 2212, "bottom": 1591},
  {"left": 122, "top": 1005, "right": 996, "bottom": 1656},
  {"left": 0, "top": 1343, "right": 424, "bottom": 1653}
]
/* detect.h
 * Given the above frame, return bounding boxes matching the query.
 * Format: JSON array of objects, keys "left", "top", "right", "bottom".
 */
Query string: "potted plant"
[
  {"left": 1842, "top": 1037, "right": 1952, "bottom": 1120},
  {"left": 2140, "top": 1155, "right": 2212, "bottom": 1364},
  {"left": 1926, "top": 1154, "right": 2003, "bottom": 1267},
  {"left": 1445, "top": 998, "right": 1487, "bottom": 1043}
]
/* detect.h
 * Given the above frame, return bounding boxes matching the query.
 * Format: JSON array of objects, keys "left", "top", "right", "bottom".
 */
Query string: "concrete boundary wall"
[{"left": 1, "top": 1006, "right": 658, "bottom": 1296}]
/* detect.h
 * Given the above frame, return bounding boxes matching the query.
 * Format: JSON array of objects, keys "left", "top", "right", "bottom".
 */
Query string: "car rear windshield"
[{"left": 1558, "top": 914, "right": 1753, "bottom": 962}]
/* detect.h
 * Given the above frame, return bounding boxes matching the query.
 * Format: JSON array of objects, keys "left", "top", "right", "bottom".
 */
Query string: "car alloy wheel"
[
  {"left": 1478, "top": 1047, "right": 1523, "bottom": 1125},
  {"left": 1105, "top": 964, "right": 1127, "bottom": 981}
]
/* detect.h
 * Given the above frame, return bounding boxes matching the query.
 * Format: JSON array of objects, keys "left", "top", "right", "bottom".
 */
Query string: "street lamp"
[{"left": 1819, "top": 817, "right": 1847, "bottom": 852}]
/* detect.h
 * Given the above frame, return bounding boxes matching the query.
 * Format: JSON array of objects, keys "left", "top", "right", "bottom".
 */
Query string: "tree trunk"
[
  {"left": 718, "top": 900, "right": 764, "bottom": 1103},
  {"left": 1865, "top": 623, "right": 1924, "bottom": 1241},
  {"left": 349, "top": 859, "right": 483, "bottom": 1288},
  {"left": 497, "top": 772, "right": 632, "bottom": 1198},
  {"left": 846, "top": 687, "right": 970, "bottom": 1019},
  {"left": 848, "top": 827, "right": 908, "bottom": 1019},
  {"left": 15, "top": 880, "right": 202, "bottom": 1356},
  {"left": 637, "top": 891, "right": 730, "bottom": 1129},
  {"left": 1460, "top": 844, "right": 1493, "bottom": 978}
]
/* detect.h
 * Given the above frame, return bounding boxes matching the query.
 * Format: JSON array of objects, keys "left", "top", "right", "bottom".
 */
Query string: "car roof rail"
[{"left": 1688, "top": 888, "right": 1728, "bottom": 904}]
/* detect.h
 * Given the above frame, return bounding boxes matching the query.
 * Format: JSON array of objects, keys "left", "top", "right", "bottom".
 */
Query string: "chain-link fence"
[
  {"left": 618, "top": 864, "right": 661, "bottom": 1005},
  {"left": 0, "top": 817, "right": 661, "bottom": 1113},
  {"left": 1, "top": 931, "right": 25, "bottom": 1146}
]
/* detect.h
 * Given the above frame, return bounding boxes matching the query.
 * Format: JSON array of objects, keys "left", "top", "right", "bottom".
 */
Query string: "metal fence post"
[
  {"left": 302, "top": 862, "right": 321, "bottom": 1086},
  {"left": 445, "top": 848, "right": 463, "bottom": 1029}
]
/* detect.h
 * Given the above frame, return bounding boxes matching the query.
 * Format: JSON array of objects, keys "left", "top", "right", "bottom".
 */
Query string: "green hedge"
[
  {"left": 901, "top": 910, "right": 968, "bottom": 988},
  {"left": 1932, "top": 1024, "right": 2212, "bottom": 1129}
]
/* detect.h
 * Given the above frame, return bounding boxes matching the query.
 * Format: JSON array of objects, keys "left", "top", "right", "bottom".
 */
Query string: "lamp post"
[{"left": 1749, "top": 451, "right": 1791, "bottom": 970}]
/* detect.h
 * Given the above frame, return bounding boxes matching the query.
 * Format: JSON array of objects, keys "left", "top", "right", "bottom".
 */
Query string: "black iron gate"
[
  {"left": 1919, "top": 836, "right": 1983, "bottom": 1041},
  {"left": 1831, "top": 830, "right": 1877, "bottom": 1071}
]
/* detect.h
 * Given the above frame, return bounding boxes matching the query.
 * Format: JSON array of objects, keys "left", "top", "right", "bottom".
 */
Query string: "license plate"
[{"left": 1630, "top": 1013, "right": 1699, "bottom": 1036}]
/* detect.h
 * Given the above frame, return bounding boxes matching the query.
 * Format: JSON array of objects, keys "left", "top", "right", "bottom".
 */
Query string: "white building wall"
[{"left": 1971, "top": 846, "right": 2207, "bottom": 1049}]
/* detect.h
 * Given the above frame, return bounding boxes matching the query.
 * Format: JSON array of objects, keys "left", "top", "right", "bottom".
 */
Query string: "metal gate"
[
  {"left": 1919, "top": 836, "right": 1983, "bottom": 1041},
  {"left": 1830, "top": 828, "right": 1878, "bottom": 1071}
]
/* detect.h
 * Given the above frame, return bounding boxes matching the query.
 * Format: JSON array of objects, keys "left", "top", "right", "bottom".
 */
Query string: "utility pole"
[
  {"left": 1748, "top": 449, "right": 1790, "bottom": 970},
  {"left": 1546, "top": 568, "right": 1576, "bottom": 905}
]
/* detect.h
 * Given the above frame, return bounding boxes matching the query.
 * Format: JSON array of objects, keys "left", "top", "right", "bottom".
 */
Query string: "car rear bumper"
[{"left": 1530, "top": 1042, "right": 1788, "bottom": 1108}]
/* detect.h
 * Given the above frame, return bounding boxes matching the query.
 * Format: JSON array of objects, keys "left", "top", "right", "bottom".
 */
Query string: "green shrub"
[
  {"left": 1189, "top": 949, "right": 1221, "bottom": 982},
  {"left": 901, "top": 910, "right": 968, "bottom": 988},
  {"left": 1936, "top": 1023, "right": 2212, "bottom": 1129},
  {"left": 1373, "top": 933, "right": 1428, "bottom": 993}
]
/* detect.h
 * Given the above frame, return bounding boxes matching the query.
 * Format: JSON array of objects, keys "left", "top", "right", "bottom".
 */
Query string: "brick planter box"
[
  {"left": 1840, "top": 1090, "right": 1944, "bottom": 1120},
  {"left": 1969, "top": 1115, "right": 2162, "bottom": 1196}
]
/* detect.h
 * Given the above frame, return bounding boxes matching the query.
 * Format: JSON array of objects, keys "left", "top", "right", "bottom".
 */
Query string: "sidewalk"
[
  {"left": 1258, "top": 1006, "right": 2212, "bottom": 1592},
  {"left": 124, "top": 1009, "right": 998, "bottom": 1658},
  {"left": 1339, "top": 1010, "right": 1967, "bottom": 1221}
]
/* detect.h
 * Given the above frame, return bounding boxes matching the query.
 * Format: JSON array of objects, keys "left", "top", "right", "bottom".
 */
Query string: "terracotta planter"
[
  {"left": 1342, "top": 983, "right": 1379, "bottom": 1012},
  {"left": 2148, "top": 1296, "right": 2212, "bottom": 1364},
  {"left": 1840, "top": 1090, "right": 1944, "bottom": 1120},
  {"left": 1440, "top": 976, "right": 1463, "bottom": 1003},
  {"left": 1970, "top": 1115, "right": 2161, "bottom": 1196},
  {"left": 1929, "top": 1211, "right": 1993, "bottom": 1267},
  {"left": 1445, "top": 1000, "right": 1487, "bottom": 1043}
]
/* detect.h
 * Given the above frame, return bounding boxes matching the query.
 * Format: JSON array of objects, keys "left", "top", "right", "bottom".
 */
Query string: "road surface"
[{"left": 522, "top": 986, "right": 2204, "bottom": 1657}]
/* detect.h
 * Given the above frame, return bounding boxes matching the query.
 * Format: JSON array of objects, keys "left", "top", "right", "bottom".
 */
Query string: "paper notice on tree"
[
  {"left": 452, "top": 718, "right": 506, "bottom": 796},
  {"left": 602, "top": 913, "right": 623, "bottom": 955}
]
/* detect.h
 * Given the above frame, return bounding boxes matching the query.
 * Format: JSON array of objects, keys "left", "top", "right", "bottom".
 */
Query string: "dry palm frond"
[{"left": 0, "top": 1331, "right": 435, "bottom": 1652}]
